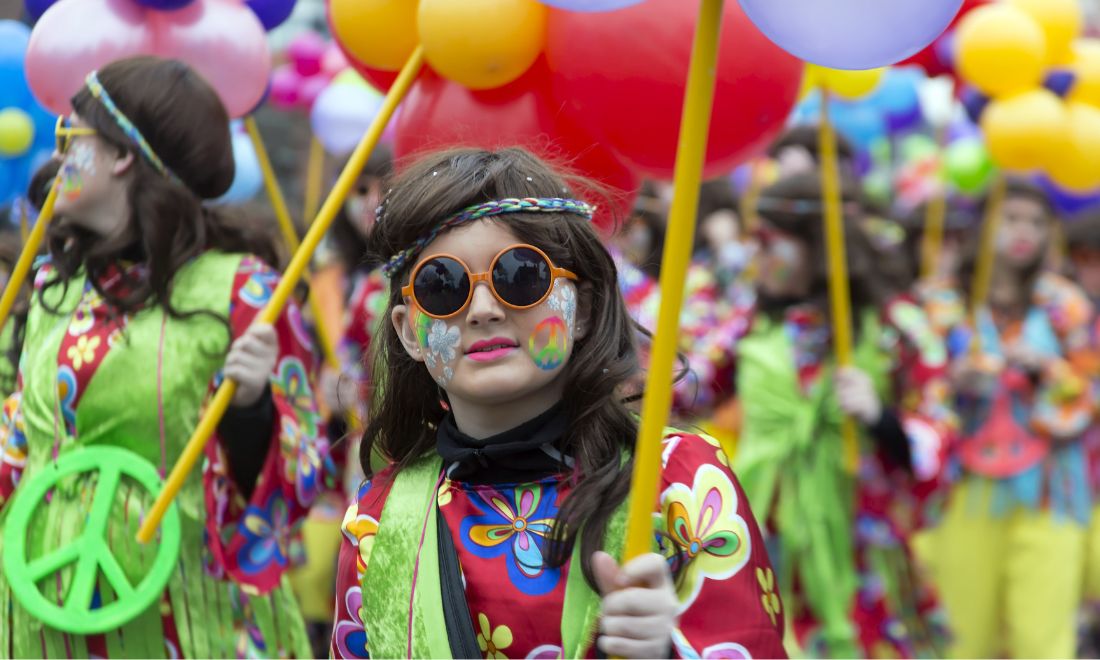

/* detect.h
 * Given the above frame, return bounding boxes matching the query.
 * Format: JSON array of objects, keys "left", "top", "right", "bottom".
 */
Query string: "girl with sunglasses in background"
[
  {"left": 681, "top": 172, "right": 956, "bottom": 658},
  {"left": 331, "top": 147, "right": 786, "bottom": 659},
  {"left": 0, "top": 56, "right": 330, "bottom": 657}
]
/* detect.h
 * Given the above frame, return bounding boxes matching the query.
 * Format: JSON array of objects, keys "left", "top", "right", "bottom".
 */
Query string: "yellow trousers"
[{"left": 930, "top": 477, "right": 1086, "bottom": 658}]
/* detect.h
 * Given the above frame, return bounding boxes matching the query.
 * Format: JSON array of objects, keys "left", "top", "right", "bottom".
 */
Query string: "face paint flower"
[{"left": 428, "top": 320, "right": 461, "bottom": 364}]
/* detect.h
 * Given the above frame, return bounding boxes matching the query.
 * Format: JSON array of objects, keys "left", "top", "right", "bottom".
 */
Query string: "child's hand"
[
  {"left": 835, "top": 366, "right": 882, "bottom": 425},
  {"left": 593, "top": 551, "right": 679, "bottom": 658},
  {"left": 225, "top": 323, "right": 278, "bottom": 407}
]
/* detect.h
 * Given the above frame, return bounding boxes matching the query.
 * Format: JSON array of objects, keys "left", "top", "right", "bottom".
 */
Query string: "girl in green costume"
[
  {"left": 683, "top": 173, "right": 956, "bottom": 657},
  {"left": 331, "top": 148, "right": 788, "bottom": 658},
  {"left": 0, "top": 57, "right": 330, "bottom": 658}
]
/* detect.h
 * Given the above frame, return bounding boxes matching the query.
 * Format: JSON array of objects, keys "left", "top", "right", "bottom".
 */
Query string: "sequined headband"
[
  {"left": 84, "top": 71, "right": 179, "bottom": 182},
  {"left": 382, "top": 197, "right": 595, "bottom": 277}
]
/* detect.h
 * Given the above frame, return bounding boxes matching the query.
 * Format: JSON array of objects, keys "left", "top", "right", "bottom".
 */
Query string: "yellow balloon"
[
  {"left": 956, "top": 4, "right": 1046, "bottom": 97},
  {"left": 419, "top": 0, "right": 547, "bottom": 90},
  {"left": 329, "top": 0, "right": 418, "bottom": 72},
  {"left": 1007, "top": 0, "right": 1083, "bottom": 65},
  {"left": 1069, "top": 39, "right": 1100, "bottom": 108},
  {"left": 0, "top": 108, "right": 34, "bottom": 157},
  {"left": 1046, "top": 102, "right": 1100, "bottom": 192},
  {"left": 981, "top": 89, "right": 1069, "bottom": 172},
  {"left": 805, "top": 64, "right": 885, "bottom": 100}
]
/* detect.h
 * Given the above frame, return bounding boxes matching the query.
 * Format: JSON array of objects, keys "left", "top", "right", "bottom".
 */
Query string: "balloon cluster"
[
  {"left": 327, "top": 0, "right": 805, "bottom": 223},
  {"left": 24, "top": 0, "right": 281, "bottom": 118},
  {"left": 0, "top": 21, "right": 55, "bottom": 208},
  {"left": 955, "top": 0, "right": 1100, "bottom": 193},
  {"left": 270, "top": 31, "right": 349, "bottom": 112}
]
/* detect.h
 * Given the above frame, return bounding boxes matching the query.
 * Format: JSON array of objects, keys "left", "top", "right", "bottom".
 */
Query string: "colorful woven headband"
[
  {"left": 382, "top": 197, "right": 595, "bottom": 277},
  {"left": 84, "top": 71, "right": 179, "bottom": 182}
]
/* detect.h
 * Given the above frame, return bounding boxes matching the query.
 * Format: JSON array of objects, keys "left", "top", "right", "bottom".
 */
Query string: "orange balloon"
[
  {"left": 419, "top": 0, "right": 547, "bottom": 90},
  {"left": 981, "top": 88, "right": 1069, "bottom": 172},
  {"left": 329, "top": 0, "right": 418, "bottom": 72},
  {"left": 956, "top": 4, "right": 1046, "bottom": 97},
  {"left": 1046, "top": 102, "right": 1100, "bottom": 193}
]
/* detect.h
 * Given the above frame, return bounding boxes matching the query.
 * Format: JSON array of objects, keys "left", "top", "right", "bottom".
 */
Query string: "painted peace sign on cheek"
[
  {"left": 2, "top": 446, "right": 182, "bottom": 634},
  {"left": 528, "top": 316, "right": 569, "bottom": 370}
]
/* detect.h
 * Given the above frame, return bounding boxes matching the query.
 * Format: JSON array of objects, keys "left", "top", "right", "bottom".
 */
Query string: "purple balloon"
[
  {"left": 1044, "top": 69, "right": 1076, "bottom": 98},
  {"left": 537, "top": 0, "right": 646, "bottom": 10},
  {"left": 1036, "top": 176, "right": 1100, "bottom": 218},
  {"left": 961, "top": 86, "right": 988, "bottom": 124},
  {"left": 738, "top": 0, "right": 965, "bottom": 69},
  {"left": 24, "top": 0, "right": 57, "bottom": 21},
  {"left": 246, "top": 0, "right": 296, "bottom": 31},
  {"left": 133, "top": 0, "right": 195, "bottom": 8}
]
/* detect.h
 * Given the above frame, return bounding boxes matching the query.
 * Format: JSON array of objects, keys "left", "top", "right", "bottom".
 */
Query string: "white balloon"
[{"left": 310, "top": 81, "right": 383, "bottom": 157}]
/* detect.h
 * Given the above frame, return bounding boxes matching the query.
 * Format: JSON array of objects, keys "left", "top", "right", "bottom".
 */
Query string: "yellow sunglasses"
[{"left": 55, "top": 116, "right": 96, "bottom": 154}]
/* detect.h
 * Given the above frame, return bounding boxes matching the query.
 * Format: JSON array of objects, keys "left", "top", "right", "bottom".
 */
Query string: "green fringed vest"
[
  {"left": 734, "top": 310, "right": 888, "bottom": 657},
  {"left": 0, "top": 252, "right": 308, "bottom": 658},
  {"left": 362, "top": 454, "right": 627, "bottom": 659}
]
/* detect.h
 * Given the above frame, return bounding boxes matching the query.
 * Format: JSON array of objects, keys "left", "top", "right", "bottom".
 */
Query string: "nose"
[{"left": 465, "top": 281, "right": 505, "bottom": 327}]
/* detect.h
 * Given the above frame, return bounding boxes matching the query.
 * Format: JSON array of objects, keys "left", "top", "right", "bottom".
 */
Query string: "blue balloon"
[
  {"left": 0, "top": 21, "right": 32, "bottom": 109},
  {"left": 829, "top": 101, "right": 887, "bottom": 150},
  {"left": 867, "top": 67, "right": 923, "bottom": 133},
  {"left": 23, "top": 0, "right": 57, "bottom": 21},
  {"left": 214, "top": 128, "right": 262, "bottom": 205},
  {"left": 537, "top": 0, "right": 646, "bottom": 11},
  {"left": 961, "top": 86, "right": 988, "bottom": 125},
  {"left": 1044, "top": 69, "right": 1076, "bottom": 98},
  {"left": 246, "top": 0, "right": 297, "bottom": 31},
  {"left": 133, "top": 0, "right": 195, "bottom": 8}
]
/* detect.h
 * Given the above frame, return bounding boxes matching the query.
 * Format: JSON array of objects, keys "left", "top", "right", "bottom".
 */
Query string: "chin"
[{"left": 447, "top": 366, "right": 564, "bottom": 406}]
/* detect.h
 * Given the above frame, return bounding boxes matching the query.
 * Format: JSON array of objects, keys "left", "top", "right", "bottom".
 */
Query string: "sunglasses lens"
[
  {"left": 413, "top": 257, "right": 470, "bottom": 317},
  {"left": 493, "top": 247, "right": 552, "bottom": 308}
]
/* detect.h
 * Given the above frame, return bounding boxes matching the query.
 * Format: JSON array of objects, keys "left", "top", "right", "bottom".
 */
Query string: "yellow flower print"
[
  {"left": 438, "top": 478, "right": 454, "bottom": 507},
  {"left": 476, "top": 613, "right": 513, "bottom": 659},
  {"left": 341, "top": 503, "right": 379, "bottom": 579},
  {"left": 757, "top": 567, "right": 781, "bottom": 628},
  {"left": 657, "top": 464, "right": 751, "bottom": 611},
  {"left": 67, "top": 335, "right": 101, "bottom": 370}
]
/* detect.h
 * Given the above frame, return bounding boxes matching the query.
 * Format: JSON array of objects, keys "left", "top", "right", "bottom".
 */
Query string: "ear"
[
  {"left": 111, "top": 150, "right": 135, "bottom": 177},
  {"left": 392, "top": 303, "right": 425, "bottom": 362},
  {"left": 574, "top": 282, "right": 594, "bottom": 341}
]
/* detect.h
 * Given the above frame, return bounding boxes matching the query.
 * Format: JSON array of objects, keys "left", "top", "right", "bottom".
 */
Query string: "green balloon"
[
  {"left": 0, "top": 108, "right": 34, "bottom": 157},
  {"left": 899, "top": 134, "right": 937, "bottom": 163},
  {"left": 944, "top": 138, "right": 995, "bottom": 195}
]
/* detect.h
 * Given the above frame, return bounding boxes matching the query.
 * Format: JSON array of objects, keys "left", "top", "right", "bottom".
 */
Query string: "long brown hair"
[
  {"left": 37, "top": 56, "right": 277, "bottom": 328},
  {"left": 756, "top": 172, "right": 893, "bottom": 318},
  {"left": 363, "top": 147, "right": 641, "bottom": 588}
]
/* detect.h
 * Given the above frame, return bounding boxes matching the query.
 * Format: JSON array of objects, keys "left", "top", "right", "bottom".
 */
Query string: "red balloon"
[
  {"left": 900, "top": 0, "right": 989, "bottom": 78},
  {"left": 25, "top": 0, "right": 153, "bottom": 114},
  {"left": 545, "top": 0, "right": 803, "bottom": 179},
  {"left": 394, "top": 58, "right": 638, "bottom": 229}
]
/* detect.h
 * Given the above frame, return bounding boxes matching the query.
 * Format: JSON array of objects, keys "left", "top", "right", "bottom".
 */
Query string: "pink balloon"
[
  {"left": 321, "top": 44, "right": 348, "bottom": 79},
  {"left": 297, "top": 74, "right": 328, "bottom": 110},
  {"left": 269, "top": 63, "right": 301, "bottom": 109},
  {"left": 25, "top": 0, "right": 153, "bottom": 114},
  {"left": 288, "top": 31, "right": 326, "bottom": 78},
  {"left": 150, "top": 0, "right": 270, "bottom": 118}
]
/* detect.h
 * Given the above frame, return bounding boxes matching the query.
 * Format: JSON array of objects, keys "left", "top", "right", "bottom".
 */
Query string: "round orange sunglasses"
[{"left": 401, "top": 244, "right": 577, "bottom": 319}]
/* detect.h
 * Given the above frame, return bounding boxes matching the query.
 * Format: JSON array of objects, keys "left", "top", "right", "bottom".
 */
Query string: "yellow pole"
[
  {"left": 623, "top": 0, "right": 724, "bottom": 561},
  {"left": 304, "top": 137, "right": 325, "bottom": 222},
  {"left": 245, "top": 116, "right": 301, "bottom": 251},
  {"left": 244, "top": 116, "right": 341, "bottom": 372},
  {"left": 920, "top": 126, "right": 948, "bottom": 281},
  {"left": 138, "top": 47, "right": 426, "bottom": 543},
  {"left": 0, "top": 176, "right": 61, "bottom": 333},
  {"left": 817, "top": 90, "right": 860, "bottom": 474},
  {"left": 969, "top": 174, "right": 1006, "bottom": 352}
]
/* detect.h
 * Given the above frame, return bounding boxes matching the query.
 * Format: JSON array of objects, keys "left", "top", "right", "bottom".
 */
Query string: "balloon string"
[
  {"left": 920, "top": 125, "right": 948, "bottom": 282},
  {"left": 304, "top": 137, "right": 325, "bottom": 223},
  {"left": 817, "top": 89, "right": 860, "bottom": 475},
  {"left": 0, "top": 175, "right": 60, "bottom": 334},
  {"left": 136, "top": 47, "right": 426, "bottom": 544},
  {"left": 623, "top": 0, "right": 725, "bottom": 562},
  {"left": 969, "top": 173, "right": 1006, "bottom": 356}
]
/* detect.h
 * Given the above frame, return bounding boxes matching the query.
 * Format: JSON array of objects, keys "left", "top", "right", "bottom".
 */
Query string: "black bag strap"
[{"left": 437, "top": 505, "right": 482, "bottom": 658}]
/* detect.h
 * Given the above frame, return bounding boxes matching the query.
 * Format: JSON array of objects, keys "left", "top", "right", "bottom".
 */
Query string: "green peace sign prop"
[{"left": 2, "top": 446, "right": 182, "bottom": 634}]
